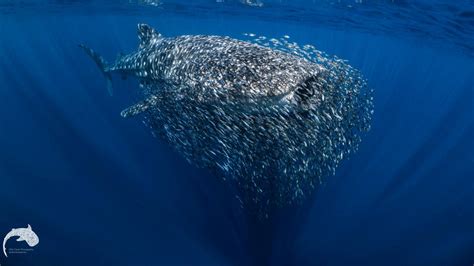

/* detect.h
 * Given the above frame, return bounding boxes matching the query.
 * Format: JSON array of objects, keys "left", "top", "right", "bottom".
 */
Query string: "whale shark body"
[
  {"left": 81, "top": 24, "right": 373, "bottom": 214},
  {"left": 3, "top": 225, "right": 39, "bottom": 257}
]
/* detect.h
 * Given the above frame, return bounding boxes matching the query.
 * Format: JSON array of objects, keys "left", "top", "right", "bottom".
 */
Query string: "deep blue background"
[{"left": 0, "top": 1, "right": 473, "bottom": 265}]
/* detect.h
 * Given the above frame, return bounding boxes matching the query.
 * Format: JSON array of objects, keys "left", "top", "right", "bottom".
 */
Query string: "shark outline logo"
[{"left": 2, "top": 224, "right": 39, "bottom": 257}]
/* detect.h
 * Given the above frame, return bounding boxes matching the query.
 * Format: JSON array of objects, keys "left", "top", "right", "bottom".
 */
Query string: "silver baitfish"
[{"left": 80, "top": 24, "right": 373, "bottom": 214}]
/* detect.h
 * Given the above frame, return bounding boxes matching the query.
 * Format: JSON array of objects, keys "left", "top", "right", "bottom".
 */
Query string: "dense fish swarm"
[
  {"left": 137, "top": 33, "right": 373, "bottom": 214},
  {"left": 81, "top": 25, "right": 373, "bottom": 215}
]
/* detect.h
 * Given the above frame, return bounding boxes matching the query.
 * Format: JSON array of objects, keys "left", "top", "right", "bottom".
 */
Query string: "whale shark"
[
  {"left": 81, "top": 24, "right": 373, "bottom": 215},
  {"left": 3, "top": 224, "right": 39, "bottom": 257}
]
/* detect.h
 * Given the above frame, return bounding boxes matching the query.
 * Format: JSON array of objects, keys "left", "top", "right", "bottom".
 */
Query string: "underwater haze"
[{"left": 0, "top": 0, "right": 473, "bottom": 265}]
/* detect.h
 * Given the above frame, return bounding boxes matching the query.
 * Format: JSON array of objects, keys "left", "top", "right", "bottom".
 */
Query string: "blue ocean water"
[{"left": 0, "top": 1, "right": 473, "bottom": 265}]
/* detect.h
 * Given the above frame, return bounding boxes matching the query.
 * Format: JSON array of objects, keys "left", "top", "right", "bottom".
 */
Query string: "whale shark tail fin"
[{"left": 79, "top": 44, "right": 114, "bottom": 96}]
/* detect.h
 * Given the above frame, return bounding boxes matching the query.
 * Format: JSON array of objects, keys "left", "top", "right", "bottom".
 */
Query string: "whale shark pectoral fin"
[
  {"left": 16, "top": 236, "right": 25, "bottom": 242},
  {"left": 120, "top": 95, "right": 159, "bottom": 118},
  {"left": 138, "top": 24, "right": 162, "bottom": 49}
]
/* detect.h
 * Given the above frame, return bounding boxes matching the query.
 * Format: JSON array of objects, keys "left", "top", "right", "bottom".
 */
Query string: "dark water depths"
[{"left": 0, "top": 1, "right": 473, "bottom": 265}]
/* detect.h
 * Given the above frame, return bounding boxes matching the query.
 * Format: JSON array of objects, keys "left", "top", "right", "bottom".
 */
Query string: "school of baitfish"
[{"left": 81, "top": 24, "right": 374, "bottom": 215}]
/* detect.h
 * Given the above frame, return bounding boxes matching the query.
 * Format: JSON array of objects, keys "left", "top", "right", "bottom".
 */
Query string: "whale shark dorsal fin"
[
  {"left": 27, "top": 224, "right": 32, "bottom": 230},
  {"left": 138, "top": 24, "right": 162, "bottom": 49}
]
